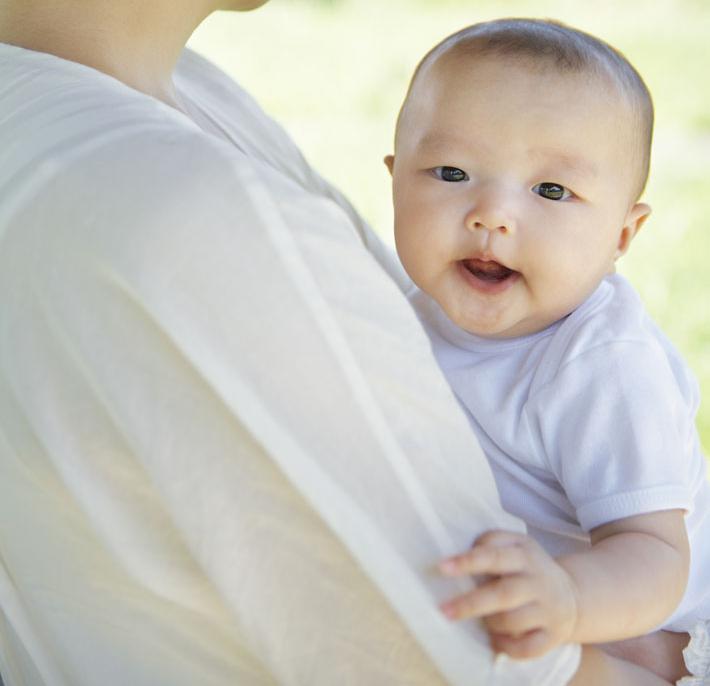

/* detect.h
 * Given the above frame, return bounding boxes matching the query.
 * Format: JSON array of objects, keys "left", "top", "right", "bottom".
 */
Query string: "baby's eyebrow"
[
  {"left": 529, "top": 148, "right": 599, "bottom": 179},
  {"left": 414, "top": 132, "right": 486, "bottom": 155}
]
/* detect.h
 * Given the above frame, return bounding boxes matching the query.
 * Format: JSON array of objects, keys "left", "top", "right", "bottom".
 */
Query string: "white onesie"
[{"left": 412, "top": 273, "right": 710, "bottom": 633}]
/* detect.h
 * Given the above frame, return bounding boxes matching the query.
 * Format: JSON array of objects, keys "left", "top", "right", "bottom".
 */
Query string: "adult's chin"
[{"left": 218, "top": 0, "right": 271, "bottom": 11}]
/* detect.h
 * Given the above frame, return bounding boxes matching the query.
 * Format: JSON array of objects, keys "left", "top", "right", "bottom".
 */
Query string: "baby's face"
[{"left": 388, "top": 55, "right": 650, "bottom": 338}]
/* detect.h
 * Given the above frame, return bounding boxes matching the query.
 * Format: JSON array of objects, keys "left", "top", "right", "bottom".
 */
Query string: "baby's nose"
[
  {"left": 467, "top": 219, "right": 511, "bottom": 235},
  {"left": 463, "top": 188, "right": 516, "bottom": 235},
  {"left": 464, "top": 211, "right": 515, "bottom": 236}
]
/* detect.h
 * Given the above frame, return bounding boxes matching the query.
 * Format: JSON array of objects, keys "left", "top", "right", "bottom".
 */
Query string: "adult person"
[{"left": 0, "top": 1, "right": 669, "bottom": 683}]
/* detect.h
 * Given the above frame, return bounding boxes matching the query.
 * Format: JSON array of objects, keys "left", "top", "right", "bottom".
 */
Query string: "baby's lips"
[{"left": 462, "top": 258, "right": 514, "bottom": 279}]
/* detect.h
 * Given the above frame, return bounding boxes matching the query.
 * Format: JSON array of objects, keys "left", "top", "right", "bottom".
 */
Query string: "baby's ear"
[
  {"left": 384, "top": 155, "right": 395, "bottom": 176},
  {"left": 615, "top": 202, "right": 651, "bottom": 259}
]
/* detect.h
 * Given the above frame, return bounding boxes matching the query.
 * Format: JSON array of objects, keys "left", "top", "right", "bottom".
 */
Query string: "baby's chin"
[
  {"left": 451, "top": 307, "right": 563, "bottom": 340},
  {"left": 444, "top": 307, "right": 525, "bottom": 340}
]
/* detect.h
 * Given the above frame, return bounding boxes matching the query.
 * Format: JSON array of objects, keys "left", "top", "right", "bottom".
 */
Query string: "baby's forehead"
[
  {"left": 408, "top": 52, "right": 637, "bottom": 134},
  {"left": 404, "top": 52, "right": 634, "bottom": 137},
  {"left": 423, "top": 50, "right": 620, "bottom": 103}
]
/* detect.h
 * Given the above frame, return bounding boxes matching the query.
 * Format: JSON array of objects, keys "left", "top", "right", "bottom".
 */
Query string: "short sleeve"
[{"left": 527, "top": 341, "right": 702, "bottom": 531}]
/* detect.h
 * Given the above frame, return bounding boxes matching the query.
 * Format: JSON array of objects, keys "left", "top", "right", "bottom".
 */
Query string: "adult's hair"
[{"left": 399, "top": 18, "right": 654, "bottom": 199}]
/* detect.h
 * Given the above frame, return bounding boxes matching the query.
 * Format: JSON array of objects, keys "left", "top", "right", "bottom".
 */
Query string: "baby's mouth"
[{"left": 461, "top": 258, "right": 516, "bottom": 283}]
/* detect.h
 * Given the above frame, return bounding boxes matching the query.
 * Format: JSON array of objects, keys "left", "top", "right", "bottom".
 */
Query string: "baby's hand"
[{"left": 439, "top": 530, "right": 579, "bottom": 659}]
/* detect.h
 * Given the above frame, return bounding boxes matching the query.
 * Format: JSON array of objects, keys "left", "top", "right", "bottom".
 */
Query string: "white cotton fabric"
[
  {"left": 412, "top": 273, "right": 710, "bottom": 632},
  {"left": 678, "top": 620, "right": 710, "bottom": 685},
  {"left": 0, "top": 43, "right": 581, "bottom": 685}
]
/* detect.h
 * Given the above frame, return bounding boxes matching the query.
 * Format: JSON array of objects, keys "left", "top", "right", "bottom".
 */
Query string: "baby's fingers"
[
  {"left": 440, "top": 541, "right": 528, "bottom": 577},
  {"left": 441, "top": 575, "right": 531, "bottom": 621},
  {"left": 484, "top": 603, "right": 541, "bottom": 637},
  {"left": 490, "top": 628, "right": 553, "bottom": 660}
]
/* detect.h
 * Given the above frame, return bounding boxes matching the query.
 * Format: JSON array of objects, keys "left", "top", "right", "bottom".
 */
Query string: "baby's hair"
[{"left": 398, "top": 18, "right": 654, "bottom": 199}]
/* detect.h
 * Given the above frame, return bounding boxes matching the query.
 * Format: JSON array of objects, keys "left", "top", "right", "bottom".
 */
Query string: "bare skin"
[
  {"left": 0, "top": 2, "right": 684, "bottom": 682},
  {"left": 439, "top": 518, "right": 688, "bottom": 655},
  {"left": 598, "top": 631, "right": 691, "bottom": 683},
  {"left": 438, "top": 516, "right": 691, "bottom": 681},
  {"left": 572, "top": 646, "right": 675, "bottom": 685},
  {"left": 0, "top": 0, "right": 267, "bottom": 108}
]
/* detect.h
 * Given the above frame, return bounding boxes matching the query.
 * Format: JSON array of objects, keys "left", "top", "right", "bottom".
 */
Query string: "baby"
[{"left": 384, "top": 18, "right": 710, "bottom": 684}]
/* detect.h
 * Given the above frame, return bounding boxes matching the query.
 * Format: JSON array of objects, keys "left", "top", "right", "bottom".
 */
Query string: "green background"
[{"left": 189, "top": 0, "right": 710, "bottom": 457}]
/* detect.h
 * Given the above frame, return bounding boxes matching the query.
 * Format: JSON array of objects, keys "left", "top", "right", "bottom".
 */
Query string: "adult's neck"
[{"left": 0, "top": 0, "right": 215, "bottom": 108}]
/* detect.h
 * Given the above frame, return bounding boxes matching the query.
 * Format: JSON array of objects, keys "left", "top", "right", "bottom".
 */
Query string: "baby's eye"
[
  {"left": 432, "top": 166, "right": 469, "bottom": 182},
  {"left": 532, "top": 182, "right": 571, "bottom": 201}
]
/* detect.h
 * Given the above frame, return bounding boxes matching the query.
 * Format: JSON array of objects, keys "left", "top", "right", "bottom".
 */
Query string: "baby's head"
[{"left": 386, "top": 18, "right": 653, "bottom": 339}]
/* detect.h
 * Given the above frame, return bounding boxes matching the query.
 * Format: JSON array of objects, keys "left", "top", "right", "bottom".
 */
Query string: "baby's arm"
[
  {"left": 570, "top": 645, "right": 675, "bottom": 685},
  {"left": 438, "top": 509, "right": 689, "bottom": 659}
]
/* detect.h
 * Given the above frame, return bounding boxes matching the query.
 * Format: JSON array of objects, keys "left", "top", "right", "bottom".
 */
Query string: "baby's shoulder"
[{"left": 531, "top": 275, "right": 676, "bottom": 392}]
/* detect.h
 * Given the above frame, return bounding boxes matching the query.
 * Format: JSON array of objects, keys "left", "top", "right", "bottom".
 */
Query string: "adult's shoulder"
[
  {"left": 0, "top": 42, "right": 253, "bottom": 216},
  {"left": 0, "top": 57, "right": 275, "bottom": 312},
  {"left": 9, "top": 126, "right": 279, "bottom": 310},
  {"left": 58, "top": 120, "right": 257, "bottom": 215},
  {"left": 6, "top": 115, "right": 258, "bottom": 244}
]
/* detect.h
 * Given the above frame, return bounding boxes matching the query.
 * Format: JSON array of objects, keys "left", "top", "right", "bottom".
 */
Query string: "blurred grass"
[{"left": 189, "top": 0, "right": 710, "bottom": 454}]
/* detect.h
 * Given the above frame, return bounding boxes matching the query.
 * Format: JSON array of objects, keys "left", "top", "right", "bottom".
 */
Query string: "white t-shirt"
[
  {"left": 412, "top": 273, "right": 710, "bottom": 632},
  {"left": 0, "top": 44, "right": 580, "bottom": 685}
]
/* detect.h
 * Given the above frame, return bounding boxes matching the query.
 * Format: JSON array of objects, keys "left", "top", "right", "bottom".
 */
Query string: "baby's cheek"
[{"left": 394, "top": 230, "right": 428, "bottom": 279}]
